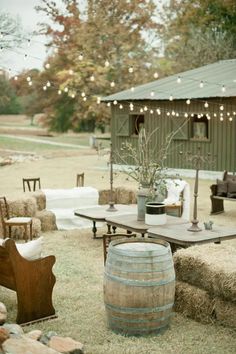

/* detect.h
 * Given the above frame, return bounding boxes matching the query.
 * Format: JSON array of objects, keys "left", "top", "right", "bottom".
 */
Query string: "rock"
[
  {"left": 25, "top": 329, "right": 42, "bottom": 341},
  {"left": 2, "top": 336, "right": 60, "bottom": 354},
  {"left": 3, "top": 323, "right": 24, "bottom": 337},
  {"left": 0, "top": 303, "right": 7, "bottom": 325},
  {"left": 0, "top": 328, "right": 10, "bottom": 345},
  {"left": 40, "top": 331, "right": 58, "bottom": 345},
  {"left": 49, "top": 336, "right": 84, "bottom": 354}
]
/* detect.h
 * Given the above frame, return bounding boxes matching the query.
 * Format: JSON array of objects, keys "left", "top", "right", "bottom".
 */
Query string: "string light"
[
  {"left": 150, "top": 109, "right": 154, "bottom": 114},
  {"left": 204, "top": 101, "right": 209, "bottom": 108},
  {"left": 28, "top": 81, "right": 32, "bottom": 86},
  {"left": 14, "top": 76, "right": 18, "bottom": 81},
  {"left": 43, "top": 86, "right": 47, "bottom": 91},
  {"left": 140, "top": 108, "right": 143, "bottom": 113},
  {"left": 24, "top": 54, "right": 28, "bottom": 60},
  {"left": 150, "top": 91, "right": 155, "bottom": 97},
  {"left": 113, "top": 100, "right": 117, "bottom": 105},
  {"left": 105, "top": 60, "right": 110, "bottom": 67},
  {"left": 184, "top": 113, "right": 188, "bottom": 118},
  {"left": 46, "top": 81, "right": 51, "bottom": 87},
  {"left": 144, "top": 106, "right": 148, "bottom": 111},
  {"left": 58, "top": 90, "right": 62, "bottom": 95},
  {"left": 130, "top": 87, "right": 134, "bottom": 92},
  {"left": 26, "top": 76, "right": 31, "bottom": 82},
  {"left": 220, "top": 116, "right": 224, "bottom": 121},
  {"left": 186, "top": 99, "right": 191, "bottom": 105},
  {"left": 199, "top": 81, "right": 204, "bottom": 88},
  {"left": 107, "top": 102, "right": 111, "bottom": 107},
  {"left": 69, "top": 69, "right": 74, "bottom": 75},
  {"left": 64, "top": 87, "right": 68, "bottom": 92},
  {"left": 90, "top": 75, "right": 95, "bottom": 81},
  {"left": 220, "top": 105, "right": 224, "bottom": 111},
  {"left": 153, "top": 72, "right": 159, "bottom": 79},
  {"left": 83, "top": 97, "right": 87, "bottom": 101},
  {"left": 45, "top": 63, "right": 50, "bottom": 69},
  {"left": 27, "top": 39, "right": 31, "bottom": 47},
  {"left": 110, "top": 81, "right": 115, "bottom": 87},
  {"left": 78, "top": 53, "right": 83, "bottom": 60},
  {"left": 229, "top": 117, "right": 233, "bottom": 121},
  {"left": 128, "top": 66, "right": 134, "bottom": 73},
  {"left": 221, "top": 85, "right": 226, "bottom": 92},
  {"left": 119, "top": 104, "right": 123, "bottom": 109},
  {"left": 81, "top": 92, "right": 86, "bottom": 97},
  {"left": 169, "top": 94, "right": 173, "bottom": 101},
  {"left": 177, "top": 76, "right": 181, "bottom": 84},
  {"left": 97, "top": 97, "right": 101, "bottom": 104}
]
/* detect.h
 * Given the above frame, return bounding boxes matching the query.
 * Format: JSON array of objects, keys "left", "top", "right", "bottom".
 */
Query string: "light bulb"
[
  {"left": 46, "top": 81, "right": 51, "bottom": 87},
  {"left": 97, "top": 97, "right": 101, "bottom": 104},
  {"left": 186, "top": 99, "right": 191, "bottom": 105},
  {"left": 184, "top": 113, "right": 188, "bottom": 118},
  {"left": 83, "top": 97, "right": 87, "bottom": 101},
  {"left": 105, "top": 60, "right": 110, "bottom": 67},
  {"left": 14, "top": 76, "right": 18, "bottom": 81},
  {"left": 79, "top": 53, "right": 83, "bottom": 60},
  {"left": 64, "top": 87, "right": 68, "bottom": 92},
  {"left": 110, "top": 81, "right": 115, "bottom": 87},
  {"left": 119, "top": 104, "right": 123, "bottom": 109},
  {"left": 71, "top": 93, "right": 75, "bottom": 98},
  {"left": 229, "top": 117, "right": 233, "bottom": 121},
  {"left": 167, "top": 112, "right": 170, "bottom": 116},
  {"left": 140, "top": 108, "right": 143, "bottom": 113},
  {"left": 69, "top": 69, "right": 74, "bottom": 75},
  {"left": 28, "top": 81, "right": 32, "bottom": 86},
  {"left": 150, "top": 91, "right": 154, "bottom": 97},
  {"left": 220, "top": 105, "right": 224, "bottom": 111},
  {"left": 150, "top": 109, "right": 154, "bottom": 114},
  {"left": 199, "top": 81, "right": 204, "bottom": 88},
  {"left": 204, "top": 101, "right": 209, "bottom": 108},
  {"left": 144, "top": 106, "right": 148, "bottom": 111},
  {"left": 153, "top": 72, "right": 158, "bottom": 79},
  {"left": 171, "top": 110, "right": 175, "bottom": 116},
  {"left": 81, "top": 92, "right": 85, "bottom": 97},
  {"left": 45, "top": 63, "right": 50, "bottom": 69},
  {"left": 128, "top": 66, "right": 134, "bottom": 73},
  {"left": 107, "top": 102, "right": 111, "bottom": 107},
  {"left": 43, "top": 86, "right": 47, "bottom": 91},
  {"left": 58, "top": 90, "right": 62, "bottom": 95},
  {"left": 113, "top": 100, "right": 117, "bottom": 105},
  {"left": 27, "top": 39, "right": 31, "bottom": 47},
  {"left": 131, "top": 87, "right": 134, "bottom": 92},
  {"left": 177, "top": 76, "right": 181, "bottom": 84},
  {"left": 90, "top": 75, "right": 95, "bottom": 81},
  {"left": 169, "top": 94, "right": 173, "bottom": 101},
  {"left": 220, "top": 117, "right": 224, "bottom": 121},
  {"left": 24, "top": 54, "right": 28, "bottom": 60},
  {"left": 221, "top": 85, "right": 226, "bottom": 92}
]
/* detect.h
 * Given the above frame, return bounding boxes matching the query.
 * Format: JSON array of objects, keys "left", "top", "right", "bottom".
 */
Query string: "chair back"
[
  {"left": 23, "top": 178, "right": 41, "bottom": 192},
  {"left": 76, "top": 173, "right": 84, "bottom": 187},
  {"left": 0, "top": 197, "right": 9, "bottom": 221}
]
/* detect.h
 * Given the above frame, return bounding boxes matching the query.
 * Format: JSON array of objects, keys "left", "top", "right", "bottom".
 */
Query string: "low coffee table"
[
  {"left": 74, "top": 204, "right": 136, "bottom": 238},
  {"left": 148, "top": 223, "right": 236, "bottom": 251},
  {"left": 105, "top": 214, "right": 188, "bottom": 238}
]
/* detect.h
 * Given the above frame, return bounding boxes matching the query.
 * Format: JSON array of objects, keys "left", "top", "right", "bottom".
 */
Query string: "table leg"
[
  {"left": 107, "top": 224, "right": 112, "bottom": 234},
  {"left": 92, "top": 221, "right": 97, "bottom": 239}
]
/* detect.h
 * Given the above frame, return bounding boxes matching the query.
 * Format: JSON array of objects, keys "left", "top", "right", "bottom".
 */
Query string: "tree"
[
  {"left": 0, "top": 11, "right": 25, "bottom": 52},
  {"left": 34, "top": 0, "right": 161, "bottom": 132},
  {"left": 0, "top": 72, "right": 22, "bottom": 114},
  {"left": 160, "top": 0, "right": 236, "bottom": 72}
]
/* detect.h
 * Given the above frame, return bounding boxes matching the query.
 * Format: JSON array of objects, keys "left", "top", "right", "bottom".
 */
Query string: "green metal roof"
[{"left": 102, "top": 59, "right": 236, "bottom": 102}]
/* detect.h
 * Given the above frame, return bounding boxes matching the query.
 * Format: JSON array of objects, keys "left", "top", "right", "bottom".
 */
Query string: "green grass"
[
  {"left": 0, "top": 136, "right": 85, "bottom": 153},
  {"left": 1, "top": 229, "right": 236, "bottom": 354}
]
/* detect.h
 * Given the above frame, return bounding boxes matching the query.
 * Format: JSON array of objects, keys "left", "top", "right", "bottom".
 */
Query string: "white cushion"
[
  {"left": 0, "top": 237, "right": 43, "bottom": 261},
  {"left": 7, "top": 217, "right": 31, "bottom": 223}
]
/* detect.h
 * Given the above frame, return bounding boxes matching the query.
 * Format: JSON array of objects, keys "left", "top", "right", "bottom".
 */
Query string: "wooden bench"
[
  {"left": 0, "top": 239, "right": 56, "bottom": 325},
  {"left": 210, "top": 171, "right": 236, "bottom": 214}
]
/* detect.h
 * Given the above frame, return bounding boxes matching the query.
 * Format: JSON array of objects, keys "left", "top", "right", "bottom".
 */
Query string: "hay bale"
[
  {"left": 115, "top": 187, "right": 137, "bottom": 204},
  {"left": 8, "top": 197, "right": 37, "bottom": 217},
  {"left": 35, "top": 210, "right": 57, "bottom": 231},
  {"left": 175, "top": 281, "right": 236, "bottom": 328},
  {"left": 214, "top": 298, "right": 236, "bottom": 328},
  {"left": 31, "top": 217, "right": 41, "bottom": 238},
  {"left": 8, "top": 199, "right": 25, "bottom": 216},
  {"left": 98, "top": 189, "right": 115, "bottom": 205},
  {"left": 32, "top": 191, "right": 46, "bottom": 211},
  {"left": 174, "top": 281, "right": 214, "bottom": 324},
  {"left": 174, "top": 244, "right": 236, "bottom": 302}
]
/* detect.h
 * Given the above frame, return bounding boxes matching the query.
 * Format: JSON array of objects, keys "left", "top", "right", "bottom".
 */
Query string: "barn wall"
[{"left": 111, "top": 98, "right": 236, "bottom": 172}]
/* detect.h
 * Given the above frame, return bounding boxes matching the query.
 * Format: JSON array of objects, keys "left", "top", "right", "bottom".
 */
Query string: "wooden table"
[
  {"left": 105, "top": 214, "right": 188, "bottom": 238},
  {"left": 74, "top": 204, "right": 136, "bottom": 238},
  {"left": 148, "top": 223, "right": 236, "bottom": 251}
]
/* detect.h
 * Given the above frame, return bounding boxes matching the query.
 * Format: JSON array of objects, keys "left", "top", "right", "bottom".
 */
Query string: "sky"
[{"left": 0, "top": 0, "right": 50, "bottom": 74}]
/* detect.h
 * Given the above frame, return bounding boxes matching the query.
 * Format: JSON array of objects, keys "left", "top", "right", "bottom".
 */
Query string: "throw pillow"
[
  {"left": 225, "top": 173, "right": 236, "bottom": 182},
  {"left": 0, "top": 237, "right": 43, "bottom": 260},
  {"left": 227, "top": 181, "right": 236, "bottom": 198},
  {"left": 216, "top": 179, "right": 228, "bottom": 197}
]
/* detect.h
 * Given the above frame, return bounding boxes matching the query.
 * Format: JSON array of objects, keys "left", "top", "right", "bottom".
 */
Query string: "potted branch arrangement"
[{"left": 117, "top": 126, "right": 177, "bottom": 221}]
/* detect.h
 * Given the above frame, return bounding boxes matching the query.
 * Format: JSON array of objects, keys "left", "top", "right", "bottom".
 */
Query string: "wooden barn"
[{"left": 102, "top": 59, "right": 236, "bottom": 172}]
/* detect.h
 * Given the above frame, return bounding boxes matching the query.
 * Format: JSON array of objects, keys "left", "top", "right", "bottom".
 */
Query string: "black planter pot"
[{"left": 145, "top": 202, "right": 166, "bottom": 226}]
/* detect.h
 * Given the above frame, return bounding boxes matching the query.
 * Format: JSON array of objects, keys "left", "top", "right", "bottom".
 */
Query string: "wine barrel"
[{"left": 104, "top": 238, "right": 175, "bottom": 336}]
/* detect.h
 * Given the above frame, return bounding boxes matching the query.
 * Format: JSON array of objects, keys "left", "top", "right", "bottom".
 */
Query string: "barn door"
[
  {"left": 116, "top": 114, "right": 130, "bottom": 136},
  {"left": 171, "top": 116, "right": 189, "bottom": 140}
]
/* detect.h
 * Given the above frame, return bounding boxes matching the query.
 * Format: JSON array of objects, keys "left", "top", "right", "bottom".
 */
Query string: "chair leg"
[
  {"left": 30, "top": 221, "right": 33, "bottom": 240},
  {"left": 9, "top": 225, "right": 11, "bottom": 239}
]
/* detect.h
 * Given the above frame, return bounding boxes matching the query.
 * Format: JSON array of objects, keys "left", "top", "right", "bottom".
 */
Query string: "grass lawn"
[{"left": 1, "top": 228, "right": 236, "bottom": 354}]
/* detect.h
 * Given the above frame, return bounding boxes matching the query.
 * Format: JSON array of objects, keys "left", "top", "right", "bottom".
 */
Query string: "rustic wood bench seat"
[
  {"left": 210, "top": 171, "right": 236, "bottom": 214},
  {"left": 0, "top": 239, "right": 56, "bottom": 325}
]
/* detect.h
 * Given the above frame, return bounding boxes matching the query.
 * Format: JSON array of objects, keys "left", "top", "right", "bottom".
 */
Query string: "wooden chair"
[
  {"left": 0, "top": 197, "right": 33, "bottom": 242},
  {"left": 23, "top": 178, "right": 41, "bottom": 192},
  {"left": 76, "top": 173, "right": 85, "bottom": 187},
  {"left": 103, "top": 232, "right": 136, "bottom": 265}
]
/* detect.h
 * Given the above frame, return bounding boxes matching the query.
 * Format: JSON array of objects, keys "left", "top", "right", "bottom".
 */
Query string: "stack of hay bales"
[
  {"left": 174, "top": 244, "right": 236, "bottom": 328},
  {"left": 99, "top": 186, "right": 136, "bottom": 205},
  {"left": 0, "top": 192, "right": 57, "bottom": 240}
]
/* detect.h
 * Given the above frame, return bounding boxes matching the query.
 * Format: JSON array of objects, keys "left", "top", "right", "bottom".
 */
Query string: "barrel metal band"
[
  {"left": 105, "top": 272, "right": 175, "bottom": 286},
  {"left": 108, "top": 313, "right": 172, "bottom": 324},
  {"left": 105, "top": 302, "right": 174, "bottom": 314},
  {"left": 108, "top": 321, "right": 169, "bottom": 333},
  {"left": 106, "top": 263, "right": 174, "bottom": 273}
]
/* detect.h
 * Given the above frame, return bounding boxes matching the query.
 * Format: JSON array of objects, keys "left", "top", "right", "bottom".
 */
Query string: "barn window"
[
  {"left": 130, "top": 114, "right": 145, "bottom": 135},
  {"left": 191, "top": 115, "right": 209, "bottom": 140}
]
